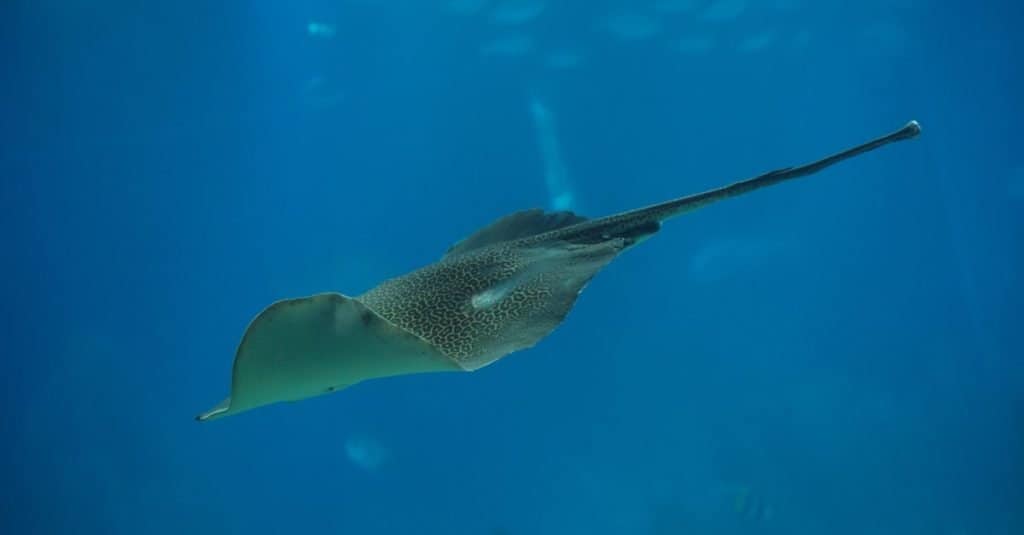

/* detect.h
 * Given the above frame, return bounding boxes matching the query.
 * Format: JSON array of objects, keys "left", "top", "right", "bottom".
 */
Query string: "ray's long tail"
[{"left": 618, "top": 120, "right": 921, "bottom": 225}]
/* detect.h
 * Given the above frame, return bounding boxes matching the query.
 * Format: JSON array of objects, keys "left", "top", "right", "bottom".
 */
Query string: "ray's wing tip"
[{"left": 195, "top": 398, "right": 231, "bottom": 422}]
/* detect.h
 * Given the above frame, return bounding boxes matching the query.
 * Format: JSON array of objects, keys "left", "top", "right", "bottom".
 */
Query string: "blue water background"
[{"left": 3, "top": 1, "right": 1021, "bottom": 534}]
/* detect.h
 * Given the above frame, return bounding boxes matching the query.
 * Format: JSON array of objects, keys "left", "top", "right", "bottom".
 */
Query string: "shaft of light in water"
[{"left": 528, "top": 95, "right": 576, "bottom": 211}]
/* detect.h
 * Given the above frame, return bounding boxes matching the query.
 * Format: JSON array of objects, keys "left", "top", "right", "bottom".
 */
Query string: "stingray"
[{"left": 197, "top": 120, "right": 921, "bottom": 421}]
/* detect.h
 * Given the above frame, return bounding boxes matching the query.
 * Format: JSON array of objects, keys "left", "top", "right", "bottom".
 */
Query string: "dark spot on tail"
[
  {"left": 577, "top": 220, "right": 661, "bottom": 245},
  {"left": 619, "top": 220, "right": 661, "bottom": 241}
]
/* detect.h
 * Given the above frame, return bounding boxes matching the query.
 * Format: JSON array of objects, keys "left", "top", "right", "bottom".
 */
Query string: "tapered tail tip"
[{"left": 896, "top": 120, "right": 922, "bottom": 140}]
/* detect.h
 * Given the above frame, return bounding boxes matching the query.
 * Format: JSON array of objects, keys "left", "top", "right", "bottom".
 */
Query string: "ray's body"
[{"left": 198, "top": 121, "right": 921, "bottom": 421}]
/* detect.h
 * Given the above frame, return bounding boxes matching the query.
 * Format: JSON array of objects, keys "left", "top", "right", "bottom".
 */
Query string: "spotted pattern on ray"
[{"left": 358, "top": 237, "right": 628, "bottom": 370}]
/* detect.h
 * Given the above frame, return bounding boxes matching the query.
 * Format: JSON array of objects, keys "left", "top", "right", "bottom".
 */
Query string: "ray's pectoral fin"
[
  {"left": 444, "top": 208, "right": 588, "bottom": 258},
  {"left": 196, "top": 293, "right": 459, "bottom": 422},
  {"left": 196, "top": 397, "right": 231, "bottom": 422}
]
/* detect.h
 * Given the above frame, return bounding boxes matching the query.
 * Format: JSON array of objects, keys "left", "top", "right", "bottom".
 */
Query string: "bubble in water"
[
  {"left": 544, "top": 49, "right": 584, "bottom": 70},
  {"left": 479, "top": 34, "right": 534, "bottom": 57},
  {"left": 701, "top": 0, "right": 746, "bottom": 22},
  {"left": 736, "top": 29, "right": 777, "bottom": 53},
  {"left": 307, "top": 21, "right": 336, "bottom": 39},
  {"left": 446, "top": 0, "right": 489, "bottom": 15},
  {"left": 489, "top": 0, "right": 545, "bottom": 25},
  {"left": 602, "top": 12, "right": 663, "bottom": 41},
  {"left": 344, "top": 434, "right": 388, "bottom": 472},
  {"left": 654, "top": 0, "right": 698, "bottom": 13},
  {"left": 675, "top": 35, "right": 715, "bottom": 55}
]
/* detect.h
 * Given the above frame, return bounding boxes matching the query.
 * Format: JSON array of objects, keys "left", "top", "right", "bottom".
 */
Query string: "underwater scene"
[{"left": 4, "top": 0, "right": 1022, "bottom": 534}]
